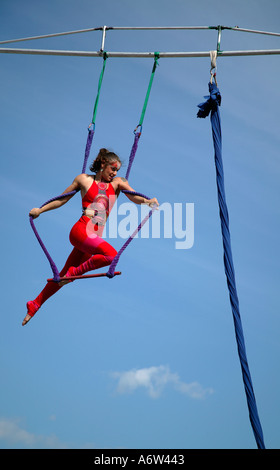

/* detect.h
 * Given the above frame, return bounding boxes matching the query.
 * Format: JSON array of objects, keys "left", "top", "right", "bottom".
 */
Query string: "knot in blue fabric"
[{"left": 197, "top": 82, "right": 222, "bottom": 118}]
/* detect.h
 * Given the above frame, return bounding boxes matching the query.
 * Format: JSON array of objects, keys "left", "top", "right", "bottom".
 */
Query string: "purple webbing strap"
[
  {"left": 29, "top": 189, "right": 78, "bottom": 282},
  {"left": 38, "top": 190, "right": 77, "bottom": 207},
  {"left": 29, "top": 216, "right": 61, "bottom": 281},
  {"left": 106, "top": 129, "right": 154, "bottom": 278},
  {"left": 82, "top": 128, "right": 94, "bottom": 173},
  {"left": 29, "top": 129, "right": 95, "bottom": 281},
  {"left": 125, "top": 131, "right": 141, "bottom": 180},
  {"left": 106, "top": 191, "right": 156, "bottom": 278},
  {"left": 121, "top": 190, "right": 149, "bottom": 199}
]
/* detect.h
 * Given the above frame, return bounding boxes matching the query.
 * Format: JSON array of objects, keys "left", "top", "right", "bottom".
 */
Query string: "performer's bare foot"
[
  {"left": 22, "top": 314, "right": 32, "bottom": 326},
  {"left": 58, "top": 278, "right": 72, "bottom": 287},
  {"left": 22, "top": 301, "right": 40, "bottom": 326},
  {"left": 58, "top": 267, "right": 75, "bottom": 287}
]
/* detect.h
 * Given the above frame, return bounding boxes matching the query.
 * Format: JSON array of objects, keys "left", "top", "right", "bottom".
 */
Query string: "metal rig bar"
[
  {"left": 0, "top": 26, "right": 215, "bottom": 44},
  {"left": 221, "top": 26, "right": 280, "bottom": 37},
  {"left": 107, "top": 26, "right": 211, "bottom": 30},
  {"left": 0, "top": 26, "right": 104, "bottom": 45},
  {"left": 108, "top": 26, "right": 280, "bottom": 37},
  {"left": 1, "top": 24, "right": 279, "bottom": 59},
  {"left": 1, "top": 47, "right": 280, "bottom": 58},
  {"left": 1, "top": 25, "right": 280, "bottom": 46},
  {"left": 100, "top": 25, "right": 107, "bottom": 52}
]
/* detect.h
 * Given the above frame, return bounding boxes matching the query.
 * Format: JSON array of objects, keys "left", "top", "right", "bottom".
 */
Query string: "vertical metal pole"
[
  {"left": 217, "top": 25, "right": 222, "bottom": 53},
  {"left": 100, "top": 25, "right": 107, "bottom": 53}
]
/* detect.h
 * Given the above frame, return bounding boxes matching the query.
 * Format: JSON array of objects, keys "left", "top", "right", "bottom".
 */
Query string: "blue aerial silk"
[{"left": 197, "top": 82, "right": 265, "bottom": 449}]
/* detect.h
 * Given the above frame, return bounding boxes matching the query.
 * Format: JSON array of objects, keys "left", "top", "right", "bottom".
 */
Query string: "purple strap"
[
  {"left": 29, "top": 129, "right": 95, "bottom": 281},
  {"left": 125, "top": 131, "right": 141, "bottom": 180},
  {"left": 38, "top": 190, "right": 77, "bottom": 208},
  {"left": 29, "top": 216, "right": 61, "bottom": 282},
  {"left": 106, "top": 129, "right": 157, "bottom": 278},
  {"left": 30, "top": 124, "right": 154, "bottom": 281},
  {"left": 82, "top": 128, "right": 94, "bottom": 173},
  {"left": 106, "top": 202, "right": 157, "bottom": 278},
  {"left": 121, "top": 190, "right": 150, "bottom": 199}
]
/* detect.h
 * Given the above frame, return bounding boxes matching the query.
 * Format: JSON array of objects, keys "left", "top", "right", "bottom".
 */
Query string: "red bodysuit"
[
  {"left": 70, "top": 180, "right": 116, "bottom": 249},
  {"left": 27, "top": 179, "right": 118, "bottom": 317}
]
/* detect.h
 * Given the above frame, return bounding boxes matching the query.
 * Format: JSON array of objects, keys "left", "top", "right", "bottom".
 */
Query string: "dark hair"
[{"left": 90, "top": 148, "right": 122, "bottom": 173}]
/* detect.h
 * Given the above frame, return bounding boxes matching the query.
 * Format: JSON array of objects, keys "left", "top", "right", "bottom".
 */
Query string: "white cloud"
[
  {"left": 111, "top": 365, "right": 213, "bottom": 399},
  {"left": 0, "top": 418, "right": 68, "bottom": 449}
]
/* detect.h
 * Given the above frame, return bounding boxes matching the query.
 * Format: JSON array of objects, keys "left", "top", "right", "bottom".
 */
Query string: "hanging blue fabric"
[{"left": 197, "top": 81, "right": 265, "bottom": 449}]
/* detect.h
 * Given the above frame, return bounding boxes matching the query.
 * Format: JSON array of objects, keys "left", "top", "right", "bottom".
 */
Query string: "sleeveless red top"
[{"left": 82, "top": 180, "right": 116, "bottom": 227}]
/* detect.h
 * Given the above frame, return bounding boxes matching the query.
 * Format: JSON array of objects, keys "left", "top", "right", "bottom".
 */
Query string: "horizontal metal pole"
[
  {"left": 227, "top": 26, "right": 280, "bottom": 37},
  {"left": 1, "top": 47, "right": 280, "bottom": 58},
  {"left": 108, "top": 26, "right": 212, "bottom": 30},
  {"left": 0, "top": 27, "right": 103, "bottom": 45},
  {"left": 0, "top": 26, "right": 214, "bottom": 44},
  {"left": 1, "top": 25, "right": 279, "bottom": 47},
  {"left": 1, "top": 25, "right": 279, "bottom": 52},
  {"left": 109, "top": 26, "right": 280, "bottom": 37}
]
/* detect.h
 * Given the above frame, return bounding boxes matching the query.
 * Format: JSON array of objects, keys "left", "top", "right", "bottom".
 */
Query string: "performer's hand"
[
  {"left": 147, "top": 197, "right": 159, "bottom": 209},
  {"left": 29, "top": 208, "right": 41, "bottom": 219}
]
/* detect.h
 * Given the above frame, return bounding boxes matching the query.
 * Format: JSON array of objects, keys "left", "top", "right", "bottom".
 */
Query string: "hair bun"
[{"left": 89, "top": 148, "right": 122, "bottom": 174}]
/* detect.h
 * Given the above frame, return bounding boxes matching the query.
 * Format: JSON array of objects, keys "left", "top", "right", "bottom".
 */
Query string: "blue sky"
[{"left": 0, "top": 0, "right": 280, "bottom": 450}]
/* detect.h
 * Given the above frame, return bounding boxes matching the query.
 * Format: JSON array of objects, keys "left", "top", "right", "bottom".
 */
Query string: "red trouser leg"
[
  {"left": 69, "top": 239, "right": 117, "bottom": 277},
  {"left": 29, "top": 248, "right": 91, "bottom": 314},
  {"left": 27, "top": 218, "right": 117, "bottom": 316}
]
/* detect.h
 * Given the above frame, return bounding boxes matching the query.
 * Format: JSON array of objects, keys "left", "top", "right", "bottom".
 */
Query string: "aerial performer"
[{"left": 22, "top": 148, "right": 159, "bottom": 326}]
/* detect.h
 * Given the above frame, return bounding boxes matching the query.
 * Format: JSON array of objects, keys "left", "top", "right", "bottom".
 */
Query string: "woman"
[{"left": 22, "top": 148, "right": 159, "bottom": 326}]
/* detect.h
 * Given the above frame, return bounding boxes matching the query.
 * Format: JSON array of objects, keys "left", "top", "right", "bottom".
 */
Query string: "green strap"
[
  {"left": 138, "top": 52, "right": 160, "bottom": 128},
  {"left": 91, "top": 52, "right": 108, "bottom": 125}
]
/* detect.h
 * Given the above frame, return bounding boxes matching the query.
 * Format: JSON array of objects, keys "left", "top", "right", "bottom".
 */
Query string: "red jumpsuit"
[{"left": 27, "top": 180, "right": 118, "bottom": 317}]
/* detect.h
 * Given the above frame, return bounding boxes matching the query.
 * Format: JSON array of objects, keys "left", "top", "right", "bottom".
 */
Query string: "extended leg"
[{"left": 22, "top": 248, "right": 90, "bottom": 326}]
